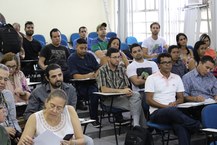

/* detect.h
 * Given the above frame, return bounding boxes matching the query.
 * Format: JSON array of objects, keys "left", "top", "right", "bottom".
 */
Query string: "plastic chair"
[
  {"left": 61, "top": 34, "right": 68, "bottom": 43},
  {"left": 88, "top": 32, "right": 98, "bottom": 39},
  {"left": 61, "top": 39, "right": 68, "bottom": 48},
  {"left": 125, "top": 36, "right": 138, "bottom": 45},
  {"left": 33, "top": 34, "right": 46, "bottom": 45},
  {"left": 201, "top": 104, "right": 217, "bottom": 145},
  {"left": 70, "top": 33, "right": 80, "bottom": 45},
  {"left": 147, "top": 121, "right": 177, "bottom": 145},
  {"left": 106, "top": 32, "right": 117, "bottom": 40}
]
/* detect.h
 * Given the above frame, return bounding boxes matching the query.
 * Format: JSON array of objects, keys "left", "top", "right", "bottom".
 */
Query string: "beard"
[
  {"left": 26, "top": 31, "right": 34, "bottom": 36},
  {"left": 51, "top": 81, "right": 62, "bottom": 89}
]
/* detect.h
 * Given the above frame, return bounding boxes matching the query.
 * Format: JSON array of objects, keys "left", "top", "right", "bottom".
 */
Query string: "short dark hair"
[
  {"left": 77, "top": 38, "right": 87, "bottom": 45},
  {"left": 168, "top": 45, "right": 179, "bottom": 53},
  {"left": 25, "top": 21, "right": 34, "bottom": 28},
  {"left": 50, "top": 28, "right": 60, "bottom": 38},
  {"left": 106, "top": 47, "right": 120, "bottom": 57},
  {"left": 107, "top": 37, "right": 121, "bottom": 50},
  {"left": 79, "top": 26, "right": 87, "bottom": 33},
  {"left": 45, "top": 64, "right": 62, "bottom": 78},
  {"left": 150, "top": 22, "right": 160, "bottom": 29},
  {"left": 129, "top": 43, "right": 142, "bottom": 53},
  {"left": 200, "top": 55, "right": 215, "bottom": 65},
  {"left": 157, "top": 53, "right": 172, "bottom": 64}
]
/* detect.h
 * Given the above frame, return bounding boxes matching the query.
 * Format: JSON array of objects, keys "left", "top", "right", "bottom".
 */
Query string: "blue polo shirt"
[{"left": 68, "top": 52, "right": 100, "bottom": 76}]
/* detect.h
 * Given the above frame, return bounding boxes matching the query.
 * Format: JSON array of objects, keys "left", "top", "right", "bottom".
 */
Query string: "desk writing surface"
[
  {"left": 70, "top": 78, "right": 95, "bottom": 81},
  {"left": 177, "top": 99, "right": 216, "bottom": 108},
  {"left": 93, "top": 92, "right": 126, "bottom": 96},
  {"left": 27, "top": 82, "right": 41, "bottom": 86},
  {"left": 201, "top": 128, "right": 217, "bottom": 133}
]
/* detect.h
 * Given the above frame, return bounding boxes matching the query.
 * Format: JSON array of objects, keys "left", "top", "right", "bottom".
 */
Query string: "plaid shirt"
[{"left": 97, "top": 64, "right": 130, "bottom": 90}]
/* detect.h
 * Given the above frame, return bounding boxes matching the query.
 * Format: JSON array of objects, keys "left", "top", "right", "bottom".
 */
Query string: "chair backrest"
[
  {"left": 106, "top": 32, "right": 117, "bottom": 39},
  {"left": 70, "top": 33, "right": 80, "bottom": 45},
  {"left": 33, "top": 34, "right": 46, "bottom": 45},
  {"left": 201, "top": 104, "right": 217, "bottom": 129},
  {"left": 61, "top": 34, "right": 68, "bottom": 42},
  {"left": 61, "top": 39, "right": 68, "bottom": 48},
  {"left": 120, "top": 42, "right": 129, "bottom": 51},
  {"left": 125, "top": 36, "right": 138, "bottom": 45},
  {"left": 88, "top": 32, "right": 98, "bottom": 39}
]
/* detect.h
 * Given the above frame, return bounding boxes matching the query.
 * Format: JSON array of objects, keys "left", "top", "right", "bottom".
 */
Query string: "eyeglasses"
[
  {"left": 160, "top": 61, "right": 172, "bottom": 65},
  {"left": 49, "top": 103, "right": 64, "bottom": 112},
  {"left": 110, "top": 56, "right": 121, "bottom": 59},
  {"left": 6, "top": 65, "right": 17, "bottom": 70},
  {"left": 0, "top": 76, "right": 9, "bottom": 82}
]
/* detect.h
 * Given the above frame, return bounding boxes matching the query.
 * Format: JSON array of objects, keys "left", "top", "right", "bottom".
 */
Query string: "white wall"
[{"left": 0, "top": 0, "right": 108, "bottom": 42}]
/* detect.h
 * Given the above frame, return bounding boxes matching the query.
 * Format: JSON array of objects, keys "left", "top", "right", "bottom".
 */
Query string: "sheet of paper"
[
  {"left": 203, "top": 98, "right": 216, "bottom": 105},
  {"left": 177, "top": 102, "right": 204, "bottom": 108},
  {"left": 202, "top": 128, "right": 217, "bottom": 133},
  {"left": 34, "top": 130, "right": 62, "bottom": 145}
]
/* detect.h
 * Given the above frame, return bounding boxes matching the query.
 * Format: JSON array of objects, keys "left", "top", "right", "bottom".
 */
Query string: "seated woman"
[
  {"left": 18, "top": 89, "right": 86, "bottom": 145},
  {"left": 176, "top": 33, "right": 194, "bottom": 69},
  {"left": 188, "top": 41, "right": 207, "bottom": 71},
  {"left": 0, "top": 97, "right": 11, "bottom": 145},
  {"left": 1, "top": 52, "right": 30, "bottom": 103},
  {"left": 100, "top": 37, "right": 129, "bottom": 67}
]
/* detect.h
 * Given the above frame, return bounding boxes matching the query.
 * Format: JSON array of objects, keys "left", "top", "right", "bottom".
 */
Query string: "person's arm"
[
  {"left": 185, "top": 95, "right": 205, "bottom": 102},
  {"left": 66, "top": 85, "right": 77, "bottom": 108},
  {"left": 169, "top": 92, "right": 184, "bottom": 106},
  {"left": 38, "top": 56, "right": 47, "bottom": 70},
  {"left": 188, "top": 58, "right": 196, "bottom": 71},
  {"left": 120, "top": 51, "right": 129, "bottom": 67},
  {"left": 66, "top": 106, "right": 85, "bottom": 145},
  {"left": 95, "top": 50, "right": 106, "bottom": 59},
  {"left": 101, "top": 86, "right": 133, "bottom": 96},
  {"left": 18, "top": 114, "right": 36, "bottom": 145},
  {"left": 129, "top": 75, "right": 145, "bottom": 86},
  {"left": 142, "top": 47, "right": 157, "bottom": 59},
  {"left": 146, "top": 92, "right": 168, "bottom": 108},
  {"left": 19, "top": 47, "right": 25, "bottom": 59},
  {"left": 73, "top": 72, "right": 96, "bottom": 79}
]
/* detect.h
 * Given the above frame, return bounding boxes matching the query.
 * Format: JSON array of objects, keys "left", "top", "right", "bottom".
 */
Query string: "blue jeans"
[{"left": 150, "top": 107, "right": 200, "bottom": 145}]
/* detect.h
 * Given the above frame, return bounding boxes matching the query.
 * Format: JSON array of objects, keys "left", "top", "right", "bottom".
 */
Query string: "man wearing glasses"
[
  {"left": 145, "top": 53, "right": 200, "bottom": 145},
  {"left": 0, "top": 64, "right": 21, "bottom": 145}
]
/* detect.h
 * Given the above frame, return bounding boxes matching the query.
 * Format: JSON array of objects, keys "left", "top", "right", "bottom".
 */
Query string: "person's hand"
[
  {"left": 195, "top": 96, "right": 205, "bottom": 102},
  {"left": 87, "top": 72, "right": 95, "bottom": 79},
  {"left": 5, "top": 127, "right": 16, "bottom": 137},
  {"left": 60, "top": 140, "right": 71, "bottom": 145},
  {"left": 14, "top": 87, "right": 24, "bottom": 96},
  {"left": 214, "top": 96, "right": 217, "bottom": 102},
  {"left": 19, "top": 135, "right": 33, "bottom": 145},
  {"left": 168, "top": 102, "right": 177, "bottom": 107},
  {"left": 121, "top": 88, "right": 133, "bottom": 97}
]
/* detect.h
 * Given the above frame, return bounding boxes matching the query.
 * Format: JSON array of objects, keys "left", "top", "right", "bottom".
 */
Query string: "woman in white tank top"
[{"left": 18, "top": 89, "right": 85, "bottom": 145}]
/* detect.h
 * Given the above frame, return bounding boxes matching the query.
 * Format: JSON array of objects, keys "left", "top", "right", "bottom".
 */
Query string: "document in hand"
[{"left": 34, "top": 130, "right": 62, "bottom": 145}]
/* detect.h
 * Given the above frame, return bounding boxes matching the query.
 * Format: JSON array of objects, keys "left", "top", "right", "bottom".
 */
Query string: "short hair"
[
  {"left": 199, "top": 33, "right": 211, "bottom": 46},
  {"left": 129, "top": 43, "right": 142, "bottom": 53},
  {"left": 157, "top": 53, "right": 172, "bottom": 64},
  {"left": 25, "top": 21, "right": 34, "bottom": 28},
  {"left": 46, "top": 89, "right": 68, "bottom": 106},
  {"left": 168, "top": 45, "right": 179, "bottom": 53},
  {"left": 150, "top": 22, "right": 160, "bottom": 29},
  {"left": 45, "top": 64, "right": 62, "bottom": 78},
  {"left": 200, "top": 55, "right": 215, "bottom": 65},
  {"left": 107, "top": 37, "right": 121, "bottom": 50},
  {"left": 1, "top": 52, "right": 19, "bottom": 71},
  {"left": 77, "top": 38, "right": 87, "bottom": 45},
  {"left": 0, "top": 13, "right": 6, "bottom": 24},
  {"left": 0, "top": 64, "right": 9, "bottom": 72},
  {"left": 78, "top": 26, "right": 87, "bottom": 33},
  {"left": 106, "top": 47, "right": 120, "bottom": 57},
  {"left": 50, "top": 28, "right": 60, "bottom": 38}
]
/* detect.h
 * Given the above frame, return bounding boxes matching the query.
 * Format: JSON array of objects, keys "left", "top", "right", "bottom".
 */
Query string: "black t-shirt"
[
  {"left": 40, "top": 44, "right": 70, "bottom": 71},
  {"left": 23, "top": 37, "right": 42, "bottom": 60}
]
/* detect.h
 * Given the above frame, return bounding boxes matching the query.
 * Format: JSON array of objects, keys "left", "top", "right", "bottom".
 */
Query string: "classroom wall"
[{"left": 0, "top": 0, "right": 113, "bottom": 42}]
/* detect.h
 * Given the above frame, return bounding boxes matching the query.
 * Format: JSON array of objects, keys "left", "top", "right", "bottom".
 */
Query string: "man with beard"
[
  {"left": 68, "top": 38, "right": 100, "bottom": 127},
  {"left": 97, "top": 48, "right": 145, "bottom": 127},
  {"left": 126, "top": 43, "right": 158, "bottom": 118},
  {"left": 142, "top": 22, "right": 168, "bottom": 60},
  {"left": 23, "top": 21, "right": 42, "bottom": 60},
  {"left": 38, "top": 28, "right": 70, "bottom": 81},
  {"left": 24, "top": 64, "right": 77, "bottom": 120}
]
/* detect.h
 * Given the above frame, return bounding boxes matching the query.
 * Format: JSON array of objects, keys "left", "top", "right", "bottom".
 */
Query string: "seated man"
[
  {"left": 182, "top": 56, "right": 217, "bottom": 119},
  {"left": 126, "top": 43, "right": 159, "bottom": 118},
  {"left": 97, "top": 48, "right": 145, "bottom": 127},
  {"left": 24, "top": 64, "right": 77, "bottom": 120},
  {"left": 168, "top": 45, "right": 188, "bottom": 78},
  {"left": 68, "top": 38, "right": 100, "bottom": 127},
  {"left": 145, "top": 53, "right": 200, "bottom": 145},
  {"left": 0, "top": 64, "right": 21, "bottom": 145}
]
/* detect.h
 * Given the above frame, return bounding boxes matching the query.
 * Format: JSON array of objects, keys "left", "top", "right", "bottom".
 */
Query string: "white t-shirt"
[
  {"left": 126, "top": 59, "right": 159, "bottom": 91},
  {"left": 145, "top": 71, "right": 184, "bottom": 114},
  {"left": 142, "top": 36, "right": 167, "bottom": 55}
]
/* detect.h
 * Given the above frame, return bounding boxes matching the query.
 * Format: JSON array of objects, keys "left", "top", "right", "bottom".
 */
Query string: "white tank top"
[{"left": 35, "top": 106, "right": 74, "bottom": 138}]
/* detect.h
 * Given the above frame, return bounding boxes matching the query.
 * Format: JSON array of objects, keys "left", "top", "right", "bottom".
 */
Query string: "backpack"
[
  {"left": 0, "top": 24, "right": 21, "bottom": 54},
  {"left": 125, "top": 126, "right": 153, "bottom": 145}
]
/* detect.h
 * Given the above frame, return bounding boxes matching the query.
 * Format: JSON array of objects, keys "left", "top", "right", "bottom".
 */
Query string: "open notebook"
[{"left": 177, "top": 98, "right": 216, "bottom": 108}]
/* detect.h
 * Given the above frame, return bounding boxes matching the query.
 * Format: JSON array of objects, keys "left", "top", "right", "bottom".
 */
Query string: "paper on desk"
[
  {"left": 177, "top": 102, "right": 204, "bottom": 108},
  {"left": 203, "top": 98, "right": 216, "bottom": 105},
  {"left": 202, "top": 128, "right": 217, "bottom": 133},
  {"left": 34, "top": 130, "right": 62, "bottom": 145}
]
